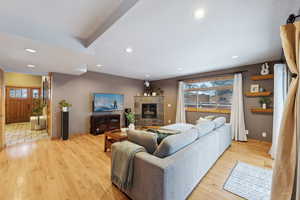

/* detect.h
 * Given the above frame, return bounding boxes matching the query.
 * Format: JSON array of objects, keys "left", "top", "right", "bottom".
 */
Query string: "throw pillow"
[
  {"left": 147, "top": 129, "right": 178, "bottom": 144},
  {"left": 127, "top": 130, "right": 158, "bottom": 154},
  {"left": 204, "top": 115, "right": 216, "bottom": 120},
  {"left": 213, "top": 117, "right": 226, "bottom": 129},
  {"left": 196, "top": 115, "right": 216, "bottom": 124},
  {"left": 196, "top": 117, "right": 211, "bottom": 125}
]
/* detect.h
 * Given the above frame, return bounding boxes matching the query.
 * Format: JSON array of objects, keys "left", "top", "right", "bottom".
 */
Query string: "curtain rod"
[
  {"left": 280, "top": 13, "right": 300, "bottom": 62},
  {"left": 287, "top": 14, "right": 300, "bottom": 24},
  {"left": 178, "top": 70, "right": 248, "bottom": 82}
]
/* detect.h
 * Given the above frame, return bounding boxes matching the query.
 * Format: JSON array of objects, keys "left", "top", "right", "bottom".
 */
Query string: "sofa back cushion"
[
  {"left": 127, "top": 130, "right": 158, "bottom": 154},
  {"left": 153, "top": 131, "right": 198, "bottom": 158},
  {"left": 213, "top": 117, "right": 226, "bottom": 129},
  {"left": 195, "top": 120, "right": 216, "bottom": 138}
]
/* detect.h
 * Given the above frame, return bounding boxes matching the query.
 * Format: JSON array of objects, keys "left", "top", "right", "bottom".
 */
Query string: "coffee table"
[{"left": 104, "top": 129, "right": 128, "bottom": 152}]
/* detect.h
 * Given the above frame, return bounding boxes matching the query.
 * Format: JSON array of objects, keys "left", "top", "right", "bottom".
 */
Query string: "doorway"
[
  {"left": 4, "top": 72, "right": 49, "bottom": 146},
  {"left": 6, "top": 86, "right": 41, "bottom": 123}
]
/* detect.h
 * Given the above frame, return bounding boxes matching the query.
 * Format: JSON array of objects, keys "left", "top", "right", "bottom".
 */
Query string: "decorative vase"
[
  {"left": 62, "top": 107, "right": 68, "bottom": 112},
  {"left": 259, "top": 87, "right": 265, "bottom": 92},
  {"left": 128, "top": 123, "right": 135, "bottom": 130},
  {"left": 262, "top": 103, "right": 267, "bottom": 109}
]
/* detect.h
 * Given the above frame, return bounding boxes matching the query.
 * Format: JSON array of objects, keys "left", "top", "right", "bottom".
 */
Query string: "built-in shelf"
[
  {"left": 251, "top": 108, "right": 273, "bottom": 113},
  {"left": 186, "top": 107, "right": 231, "bottom": 114},
  {"left": 245, "top": 91, "right": 272, "bottom": 97},
  {"left": 251, "top": 74, "right": 274, "bottom": 81}
]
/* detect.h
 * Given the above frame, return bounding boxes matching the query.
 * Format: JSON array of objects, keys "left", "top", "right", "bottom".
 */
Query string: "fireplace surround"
[{"left": 134, "top": 96, "right": 164, "bottom": 126}]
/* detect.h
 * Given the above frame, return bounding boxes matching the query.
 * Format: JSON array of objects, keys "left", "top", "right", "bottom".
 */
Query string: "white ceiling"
[{"left": 0, "top": 0, "right": 298, "bottom": 80}]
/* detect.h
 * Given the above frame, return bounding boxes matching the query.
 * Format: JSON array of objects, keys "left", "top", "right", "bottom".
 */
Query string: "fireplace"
[
  {"left": 142, "top": 104, "right": 157, "bottom": 119},
  {"left": 134, "top": 96, "right": 164, "bottom": 126}
]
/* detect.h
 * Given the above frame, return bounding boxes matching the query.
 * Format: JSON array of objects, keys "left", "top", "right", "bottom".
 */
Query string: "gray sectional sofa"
[{"left": 112, "top": 123, "right": 232, "bottom": 200}]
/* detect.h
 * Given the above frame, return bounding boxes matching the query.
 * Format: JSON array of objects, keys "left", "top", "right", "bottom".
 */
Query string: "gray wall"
[
  {"left": 52, "top": 72, "right": 144, "bottom": 138},
  {"left": 152, "top": 61, "right": 277, "bottom": 142}
]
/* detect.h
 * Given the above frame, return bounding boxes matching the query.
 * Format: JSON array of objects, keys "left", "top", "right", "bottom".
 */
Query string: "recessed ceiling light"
[
  {"left": 96, "top": 64, "right": 103, "bottom": 67},
  {"left": 27, "top": 64, "right": 35, "bottom": 68},
  {"left": 232, "top": 55, "right": 239, "bottom": 59},
  {"left": 194, "top": 9, "right": 205, "bottom": 19},
  {"left": 126, "top": 47, "right": 133, "bottom": 53},
  {"left": 177, "top": 67, "right": 183, "bottom": 71},
  {"left": 25, "top": 48, "right": 37, "bottom": 53}
]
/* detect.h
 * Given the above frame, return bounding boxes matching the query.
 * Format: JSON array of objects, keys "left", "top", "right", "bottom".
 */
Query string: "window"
[
  {"left": 15, "top": 89, "right": 22, "bottom": 98},
  {"left": 32, "top": 89, "right": 39, "bottom": 99},
  {"left": 21, "top": 88, "right": 28, "bottom": 98},
  {"left": 9, "top": 88, "right": 29, "bottom": 98},
  {"left": 184, "top": 76, "right": 234, "bottom": 113},
  {"left": 9, "top": 89, "right": 15, "bottom": 98}
]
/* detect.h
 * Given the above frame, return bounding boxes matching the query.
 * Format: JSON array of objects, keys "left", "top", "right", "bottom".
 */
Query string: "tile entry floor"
[{"left": 5, "top": 122, "right": 49, "bottom": 146}]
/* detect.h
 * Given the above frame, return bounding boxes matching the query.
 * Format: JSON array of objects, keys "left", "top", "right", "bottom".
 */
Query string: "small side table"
[{"left": 104, "top": 129, "right": 128, "bottom": 152}]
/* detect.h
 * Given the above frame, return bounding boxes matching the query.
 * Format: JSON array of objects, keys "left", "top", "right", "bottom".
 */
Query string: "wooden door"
[
  {"left": 45, "top": 74, "right": 52, "bottom": 136},
  {"left": 0, "top": 69, "right": 4, "bottom": 150},
  {"left": 5, "top": 87, "right": 41, "bottom": 124}
]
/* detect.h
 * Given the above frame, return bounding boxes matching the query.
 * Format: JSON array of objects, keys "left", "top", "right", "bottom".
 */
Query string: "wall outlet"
[
  {"left": 168, "top": 120, "right": 171, "bottom": 124},
  {"left": 167, "top": 104, "right": 172, "bottom": 107},
  {"left": 262, "top": 132, "right": 267, "bottom": 138}
]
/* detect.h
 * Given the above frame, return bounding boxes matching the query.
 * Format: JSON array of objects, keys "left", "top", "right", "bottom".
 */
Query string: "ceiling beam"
[{"left": 84, "top": 0, "right": 140, "bottom": 47}]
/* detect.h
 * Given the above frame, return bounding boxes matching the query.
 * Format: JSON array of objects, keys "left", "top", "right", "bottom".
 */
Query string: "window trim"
[
  {"left": 184, "top": 85, "right": 233, "bottom": 92},
  {"left": 184, "top": 75, "right": 234, "bottom": 83}
]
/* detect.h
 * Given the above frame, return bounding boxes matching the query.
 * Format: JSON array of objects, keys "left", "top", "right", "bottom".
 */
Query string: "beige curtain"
[
  {"left": 230, "top": 73, "right": 247, "bottom": 141},
  {"left": 271, "top": 22, "right": 300, "bottom": 200}
]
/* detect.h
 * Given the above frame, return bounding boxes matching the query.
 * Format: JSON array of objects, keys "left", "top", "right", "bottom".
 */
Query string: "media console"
[{"left": 90, "top": 114, "right": 120, "bottom": 135}]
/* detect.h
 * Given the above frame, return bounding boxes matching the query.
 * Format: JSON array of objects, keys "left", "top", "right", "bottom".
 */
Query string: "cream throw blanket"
[{"left": 111, "top": 141, "right": 146, "bottom": 191}]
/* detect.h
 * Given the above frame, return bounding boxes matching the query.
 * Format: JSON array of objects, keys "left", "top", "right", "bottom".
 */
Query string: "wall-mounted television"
[{"left": 93, "top": 93, "right": 124, "bottom": 112}]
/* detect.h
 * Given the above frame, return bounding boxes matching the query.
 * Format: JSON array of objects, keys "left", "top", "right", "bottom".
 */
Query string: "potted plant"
[
  {"left": 125, "top": 111, "right": 135, "bottom": 130},
  {"left": 32, "top": 98, "right": 46, "bottom": 130},
  {"left": 259, "top": 97, "right": 271, "bottom": 109},
  {"left": 59, "top": 100, "right": 72, "bottom": 112}
]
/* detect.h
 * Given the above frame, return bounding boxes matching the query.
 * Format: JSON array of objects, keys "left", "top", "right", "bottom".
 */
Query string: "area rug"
[{"left": 223, "top": 161, "right": 272, "bottom": 200}]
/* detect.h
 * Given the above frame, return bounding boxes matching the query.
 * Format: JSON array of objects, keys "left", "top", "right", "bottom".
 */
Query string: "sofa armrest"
[
  {"left": 126, "top": 151, "right": 168, "bottom": 200},
  {"left": 127, "top": 148, "right": 192, "bottom": 200}
]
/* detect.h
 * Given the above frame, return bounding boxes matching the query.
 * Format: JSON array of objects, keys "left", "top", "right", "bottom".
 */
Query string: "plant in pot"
[
  {"left": 32, "top": 98, "right": 46, "bottom": 130},
  {"left": 59, "top": 100, "right": 72, "bottom": 112},
  {"left": 125, "top": 111, "right": 135, "bottom": 130},
  {"left": 259, "top": 97, "right": 271, "bottom": 109}
]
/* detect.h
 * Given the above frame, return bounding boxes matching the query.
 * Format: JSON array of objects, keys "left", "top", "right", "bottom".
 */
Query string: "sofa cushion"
[
  {"left": 196, "top": 115, "right": 216, "bottom": 124},
  {"left": 127, "top": 130, "right": 158, "bottom": 154},
  {"left": 153, "top": 131, "right": 198, "bottom": 158},
  {"left": 213, "top": 117, "right": 226, "bottom": 129},
  {"left": 146, "top": 129, "right": 179, "bottom": 144},
  {"left": 195, "top": 120, "right": 215, "bottom": 137}
]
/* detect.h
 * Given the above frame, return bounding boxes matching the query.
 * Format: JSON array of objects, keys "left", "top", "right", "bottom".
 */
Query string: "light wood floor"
[{"left": 0, "top": 134, "right": 273, "bottom": 200}]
